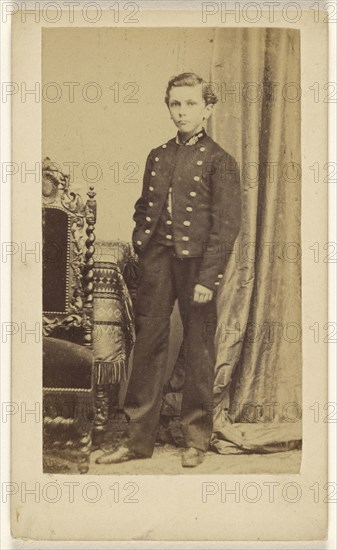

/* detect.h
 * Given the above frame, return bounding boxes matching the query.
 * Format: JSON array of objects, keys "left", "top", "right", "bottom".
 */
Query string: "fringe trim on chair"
[{"left": 94, "top": 359, "right": 128, "bottom": 384}]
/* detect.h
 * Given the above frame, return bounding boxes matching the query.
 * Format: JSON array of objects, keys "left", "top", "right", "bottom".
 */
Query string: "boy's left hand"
[{"left": 193, "top": 284, "right": 214, "bottom": 304}]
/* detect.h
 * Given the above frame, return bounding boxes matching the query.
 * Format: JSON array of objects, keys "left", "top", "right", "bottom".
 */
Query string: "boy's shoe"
[
  {"left": 95, "top": 445, "right": 144, "bottom": 464},
  {"left": 181, "top": 447, "right": 205, "bottom": 467}
]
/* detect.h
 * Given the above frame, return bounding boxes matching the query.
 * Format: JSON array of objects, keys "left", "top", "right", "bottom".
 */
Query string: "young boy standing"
[{"left": 97, "top": 73, "right": 241, "bottom": 467}]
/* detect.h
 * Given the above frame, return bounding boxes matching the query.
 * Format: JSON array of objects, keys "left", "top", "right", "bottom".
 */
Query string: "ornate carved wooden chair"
[{"left": 42, "top": 157, "right": 96, "bottom": 473}]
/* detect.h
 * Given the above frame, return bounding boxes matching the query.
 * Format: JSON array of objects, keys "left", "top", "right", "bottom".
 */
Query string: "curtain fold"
[{"left": 211, "top": 28, "right": 266, "bottom": 412}]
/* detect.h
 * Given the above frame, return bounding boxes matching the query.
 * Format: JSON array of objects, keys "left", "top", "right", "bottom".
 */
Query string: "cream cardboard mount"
[{"left": 9, "top": 6, "right": 329, "bottom": 543}]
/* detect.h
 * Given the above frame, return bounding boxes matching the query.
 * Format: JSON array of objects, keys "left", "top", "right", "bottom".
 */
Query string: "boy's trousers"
[{"left": 122, "top": 240, "right": 217, "bottom": 457}]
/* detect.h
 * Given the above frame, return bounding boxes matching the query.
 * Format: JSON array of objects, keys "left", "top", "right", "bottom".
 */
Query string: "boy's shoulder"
[
  {"left": 150, "top": 138, "right": 176, "bottom": 155},
  {"left": 203, "top": 136, "right": 239, "bottom": 167}
]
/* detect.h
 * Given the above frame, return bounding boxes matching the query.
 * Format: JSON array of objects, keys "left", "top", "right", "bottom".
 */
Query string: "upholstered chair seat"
[{"left": 43, "top": 337, "right": 93, "bottom": 390}]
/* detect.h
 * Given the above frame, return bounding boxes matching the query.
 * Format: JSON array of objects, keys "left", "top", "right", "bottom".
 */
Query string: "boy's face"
[{"left": 167, "top": 84, "right": 213, "bottom": 139}]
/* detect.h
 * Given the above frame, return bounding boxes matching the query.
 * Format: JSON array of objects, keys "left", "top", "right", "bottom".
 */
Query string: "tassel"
[{"left": 94, "top": 359, "right": 128, "bottom": 384}]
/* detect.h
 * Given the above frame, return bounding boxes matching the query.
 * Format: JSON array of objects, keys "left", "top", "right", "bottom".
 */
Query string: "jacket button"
[
  {"left": 149, "top": 186, "right": 154, "bottom": 191},
  {"left": 136, "top": 240, "right": 142, "bottom": 246},
  {"left": 166, "top": 234, "right": 172, "bottom": 240},
  {"left": 197, "top": 160, "right": 203, "bottom": 166},
  {"left": 166, "top": 220, "right": 172, "bottom": 225},
  {"left": 193, "top": 176, "right": 200, "bottom": 182},
  {"left": 214, "top": 281, "right": 220, "bottom": 286},
  {"left": 190, "top": 191, "right": 196, "bottom": 197},
  {"left": 149, "top": 202, "right": 153, "bottom": 207},
  {"left": 200, "top": 146, "right": 206, "bottom": 152},
  {"left": 146, "top": 216, "right": 151, "bottom": 222},
  {"left": 145, "top": 229, "right": 150, "bottom": 234},
  {"left": 218, "top": 274, "right": 224, "bottom": 279},
  {"left": 186, "top": 206, "right": 192, "bottom": 212},
  {"left": 162, "top": 144, "right": 167, "bottom": 148},
  {"left": 182, "top": 250, "right": 189, "bottom": 255},
  {"left": 155, "top": 157, "right": 159, "bottom": 161},
  {"left": 151, "top": 171, "right": 156, "bottom": 176},
  {"left": 183, "top": 221, "right": 190, "bottom": 226},
  {"left": 182, "top": 236, "right": 189, "bottom": 241}
]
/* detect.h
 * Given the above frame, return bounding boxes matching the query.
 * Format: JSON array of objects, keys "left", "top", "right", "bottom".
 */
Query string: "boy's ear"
[{"left": 204, "top": 103, "right": 214, "bottom": 120}]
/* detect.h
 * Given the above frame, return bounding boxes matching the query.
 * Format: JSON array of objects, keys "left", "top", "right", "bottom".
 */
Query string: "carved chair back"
[{"left": 42, "top": 157, "right": 96, "bottom": 348}]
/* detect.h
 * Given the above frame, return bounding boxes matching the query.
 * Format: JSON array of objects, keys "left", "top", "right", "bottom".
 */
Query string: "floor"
[{"left": 44, "top": 413, "right": 302, "bottom": 475}]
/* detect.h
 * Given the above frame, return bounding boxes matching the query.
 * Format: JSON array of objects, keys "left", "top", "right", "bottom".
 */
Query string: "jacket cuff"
[{"left": 195, "top": 269, "right": 224, "bottom": 291}]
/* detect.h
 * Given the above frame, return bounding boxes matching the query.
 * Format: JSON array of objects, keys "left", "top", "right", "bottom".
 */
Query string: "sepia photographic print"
[
  {"left": 41, "top": 25, "right": 302, "bottom": 476},
  {"left": 8, "top": 3, "right": 331, "bottom": 543}
]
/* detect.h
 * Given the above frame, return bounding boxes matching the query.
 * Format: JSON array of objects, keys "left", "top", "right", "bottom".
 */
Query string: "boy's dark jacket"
[{"left": 132, "top": 132, "right": 241, "bottom": 291}]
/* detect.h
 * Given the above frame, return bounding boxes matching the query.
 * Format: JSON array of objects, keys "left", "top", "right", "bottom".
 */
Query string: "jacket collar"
[{"left": 175, "top": 127, "right": 207, "bottom": 146}]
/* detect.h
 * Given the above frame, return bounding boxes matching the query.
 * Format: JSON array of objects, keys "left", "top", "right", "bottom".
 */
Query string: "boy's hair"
[{"left": 165, "top": 73, "right": 218, "bottom": 106}]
